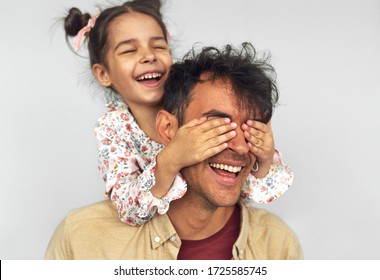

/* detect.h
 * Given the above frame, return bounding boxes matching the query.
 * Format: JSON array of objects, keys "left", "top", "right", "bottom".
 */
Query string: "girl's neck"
[{"left": 128, "top": 104, "right": 162, "bottom": 143}]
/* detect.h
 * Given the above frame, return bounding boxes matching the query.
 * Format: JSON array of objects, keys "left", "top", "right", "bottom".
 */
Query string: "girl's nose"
[{"left": 140, "top": 49, "right": 157, "bottom": 63}]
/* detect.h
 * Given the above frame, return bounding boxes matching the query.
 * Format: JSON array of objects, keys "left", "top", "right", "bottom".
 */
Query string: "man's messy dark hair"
[{"left": 163, "top": 42, "right": 279, "bottom": 126}]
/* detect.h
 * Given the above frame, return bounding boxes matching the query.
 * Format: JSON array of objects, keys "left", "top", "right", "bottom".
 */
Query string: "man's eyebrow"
[
  {"left": 201, "top": 110, "right": 232, "bottom": 119},
  {"left": 114, "top": 36, "right": 166, "bottom": 52}
]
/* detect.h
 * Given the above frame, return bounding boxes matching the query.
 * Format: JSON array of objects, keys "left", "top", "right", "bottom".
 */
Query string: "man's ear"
[
  {"left": 156, "top": 110, "right": 178, "bottom": 145},
  {"left": 92, "top": 63, "right": 112, "bottom": 87}
]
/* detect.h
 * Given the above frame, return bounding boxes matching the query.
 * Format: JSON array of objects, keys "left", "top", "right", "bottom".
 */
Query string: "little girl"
[{"left": 64, "top": 0, "right": 293, "bottom": 226}]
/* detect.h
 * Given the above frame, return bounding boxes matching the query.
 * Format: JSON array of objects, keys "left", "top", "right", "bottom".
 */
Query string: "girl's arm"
[
  {"left": 241, "top": 120, "right": 294, "bottom": 205},
  {"left": 240, "top": 149, "right": 294, "bottom": 206},
  {"left": 95, "top": 115, "right": 180, "bottom": 226}
]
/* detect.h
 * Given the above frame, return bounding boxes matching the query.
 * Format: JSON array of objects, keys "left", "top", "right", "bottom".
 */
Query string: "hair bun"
[
  {"left": 133, "top": 0, "right": 162, "bottom": 12},
  {"left": 64, "top": 7, "right": 91, "bottom": 37}
]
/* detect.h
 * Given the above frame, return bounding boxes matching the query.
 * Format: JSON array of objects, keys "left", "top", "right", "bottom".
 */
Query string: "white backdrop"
[{"left": 1, "top": 0, "right": 379, "bottom": 259}]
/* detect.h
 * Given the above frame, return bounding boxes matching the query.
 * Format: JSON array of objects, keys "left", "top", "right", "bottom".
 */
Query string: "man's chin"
[{"left": 205, "top": 192, "right": 241, "bottom": 208}]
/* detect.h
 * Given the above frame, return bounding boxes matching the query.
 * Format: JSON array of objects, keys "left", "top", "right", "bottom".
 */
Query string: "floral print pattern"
[
  {"left": 95, "top": 100, "right": 293, "bottom": 226},
  {"left": 240, "top": 151, "right": 293, "bottom": 207}
]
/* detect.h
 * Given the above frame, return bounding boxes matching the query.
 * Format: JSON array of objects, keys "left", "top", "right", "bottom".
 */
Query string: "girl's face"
[{"left": 94, "top": 12, "right": 173, "bottom": 111}]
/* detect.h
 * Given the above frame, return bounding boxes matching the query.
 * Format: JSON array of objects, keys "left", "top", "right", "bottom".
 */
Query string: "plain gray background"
[{"left": 1, "top": 0, "right": 379, "bottom": 259}]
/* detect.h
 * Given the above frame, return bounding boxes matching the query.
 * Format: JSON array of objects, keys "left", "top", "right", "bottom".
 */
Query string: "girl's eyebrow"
[
  {"left": 201, "top": 109, "right": 232, "bottom": 119},
  {"left": 114, "top": 36, "right": 166, "bottom": 52},
  {"left": 114, "top": 39, "right": 135, "bottom": 51},
  {"left": 151, "top": 36, "right": 166, "bottom": 42}
]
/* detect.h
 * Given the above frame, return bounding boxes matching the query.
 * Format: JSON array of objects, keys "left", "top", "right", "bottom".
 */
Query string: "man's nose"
[{"left": 227, "top": 126, "right": 249, "bottom": 155}]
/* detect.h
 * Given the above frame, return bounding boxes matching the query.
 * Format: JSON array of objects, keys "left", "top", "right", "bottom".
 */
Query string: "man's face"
[{"left": 180, "top": 77, "right": 256, "bottom": 208}]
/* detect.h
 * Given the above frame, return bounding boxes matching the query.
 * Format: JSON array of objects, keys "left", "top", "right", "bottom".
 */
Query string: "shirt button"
[
  {"left": 170, "top": 235, "right": 176, "bottom": 242},
  {"left": 239, "top": 249, "right": 244, "bottom": 255},
  {"left": 154, "top": 236, "right": 161, "bottom": 243}
]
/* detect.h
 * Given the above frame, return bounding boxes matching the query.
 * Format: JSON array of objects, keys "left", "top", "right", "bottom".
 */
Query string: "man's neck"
[{"left": 167, "top": 200, "right": 236, "bottom": 240}]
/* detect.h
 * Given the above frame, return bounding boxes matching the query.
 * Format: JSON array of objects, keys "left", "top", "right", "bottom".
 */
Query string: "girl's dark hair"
[
  {"left": 64, "top": 0, "right": 167, "bottom": 68},
  {"left": 163, "top": 42, "right": 279, "bottom": 125}
]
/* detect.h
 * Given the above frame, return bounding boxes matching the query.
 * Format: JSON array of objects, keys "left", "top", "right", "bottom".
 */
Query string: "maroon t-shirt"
[{"left": 177, "top": 205, "right": 240, "bottom": 260}]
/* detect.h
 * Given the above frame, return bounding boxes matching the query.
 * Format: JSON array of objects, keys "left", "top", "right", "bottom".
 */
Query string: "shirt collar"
[
  {"left": 150, "top": 202, "right": 250, "bottom": 257},
  {"left": 232, "top": 200, "right": 249, "bottom": 259},
  {"left": 105, "top": 99, "right": 128, "bottom": 111},
  {"left": 150, "top": 212, "right": 181, "bottom": 249}
]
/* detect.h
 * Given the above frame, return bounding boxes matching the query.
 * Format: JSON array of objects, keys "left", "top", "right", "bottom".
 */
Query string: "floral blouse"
[{"left": 95, "top": 100, "right": 293, "bottom": 226}]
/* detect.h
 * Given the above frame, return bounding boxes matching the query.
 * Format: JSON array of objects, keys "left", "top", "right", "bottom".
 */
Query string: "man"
[{"left": 45, "top": 43, "right": 302, "bottom": 260}]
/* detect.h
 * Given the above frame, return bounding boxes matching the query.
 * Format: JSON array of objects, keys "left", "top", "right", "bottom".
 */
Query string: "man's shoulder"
[
  {"left": 45, "top": 200, "right": 143, "bottom": 259},
  {"left": 240, "top": 206, "right": 303, "bottom": 259},
  {"left": 63, "top": 200, "right": 118, "bottom": 225},
  {"left": 245, "top": 206, "right": 294, "bottom": 232},
  {"left": 242, "top": 206, "right": 301, "bottom": 241}
]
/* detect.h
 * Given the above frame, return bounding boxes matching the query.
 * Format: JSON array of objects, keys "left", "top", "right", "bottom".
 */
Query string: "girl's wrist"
[
  {"left": 157, "top": 147, "right": 181, "bottom": 176},
  {"left": 253, "top": 158, "right": 273, "bottom": 178}
]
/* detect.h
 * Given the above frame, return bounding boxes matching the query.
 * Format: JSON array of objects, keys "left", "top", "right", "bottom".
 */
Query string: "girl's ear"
[
  {"left": 92, "top": 63, "right": 112, "bottom": 87},
  {"left": 156, "top": 110, "right": 178, "bottom": 145}
]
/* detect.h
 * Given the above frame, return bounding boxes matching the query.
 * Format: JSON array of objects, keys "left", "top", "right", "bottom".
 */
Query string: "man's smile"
[{"left": 209, "top": 163, "right": 242, "bottom": 177}]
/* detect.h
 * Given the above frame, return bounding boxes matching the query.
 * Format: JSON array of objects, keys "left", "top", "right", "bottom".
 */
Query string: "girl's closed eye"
[
  {"left": 120, "top": 49, "right": 137, "bottom": 55},
  {"left": 156, "top": 46, "right": 166, "bottom": 49},
  {"left": 153, "top": 43, "right": 168, "bottom": 50}
]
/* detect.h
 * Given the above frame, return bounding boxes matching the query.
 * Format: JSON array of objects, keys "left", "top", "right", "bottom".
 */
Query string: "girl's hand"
[
  {"left": 153, "top": 117, "right": 237, "bottom": 198},
  {"left": 242, "top": 120, "right": 275, "bottom": 177},
  {"left": 166, "top": 117, "right": 237, "bottom": 172}
]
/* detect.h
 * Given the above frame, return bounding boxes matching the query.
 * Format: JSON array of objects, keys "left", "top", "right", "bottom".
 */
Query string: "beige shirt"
[{"left": 45, "top": 200, "right": 303, "bottom": 260}]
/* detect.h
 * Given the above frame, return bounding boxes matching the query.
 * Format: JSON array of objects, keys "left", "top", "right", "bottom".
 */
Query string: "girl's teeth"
[{"left": 137, "top": 73, "right": 161, "bottom": 80}]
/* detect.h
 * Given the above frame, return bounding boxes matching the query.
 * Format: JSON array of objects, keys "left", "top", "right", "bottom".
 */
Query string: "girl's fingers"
[
  {"left": 198, "top": 118, "right": 235, "bottom": 133},
  {"left": 248, "top": 142, "right": 266, "bottom": 157},
  {"left": 183, "top": 118, "right": 237, "bottom": 143},
  {"left": 197, "top": 129, "right": 239, "bottom": 160},
  {"left": 245, "top": 120, "right": 269, "bottom": 133},
  {"left": 243, "top": 121, "right": 274, "bottom": 146},
  {"left": 191, "top": 132, "right": 234, "bottom": 162},
  {"left": 244, "top": 121, "right": 275, "bottom": 161},
  {"left": 248, "top": 142, "right": 256, "bottom": 154},
  {"left": 202, "top": 143, "right": 229, "bottom": 159},
  {"left": 204, "top": 130, "right": 237, "bottom": 148},
  {"left": 244, "top": 131, "right": 262, "bottom": 146},
  {"left": 242, "top": 124, "right": 263, "bottom": 139},
  {"left": 182, "top": 116, "right": 208, "bottom": 128},
  {"left": 201, "top": 122, "right": 237, "bottom": 142}
]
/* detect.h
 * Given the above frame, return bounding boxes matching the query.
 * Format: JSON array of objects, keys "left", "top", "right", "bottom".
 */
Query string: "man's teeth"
[
  {"left": 209, "top": 163, "right": 242, "bottom": 173},
  {"left": 136, "top": 73, "right": 162, "bottom": 81}
]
